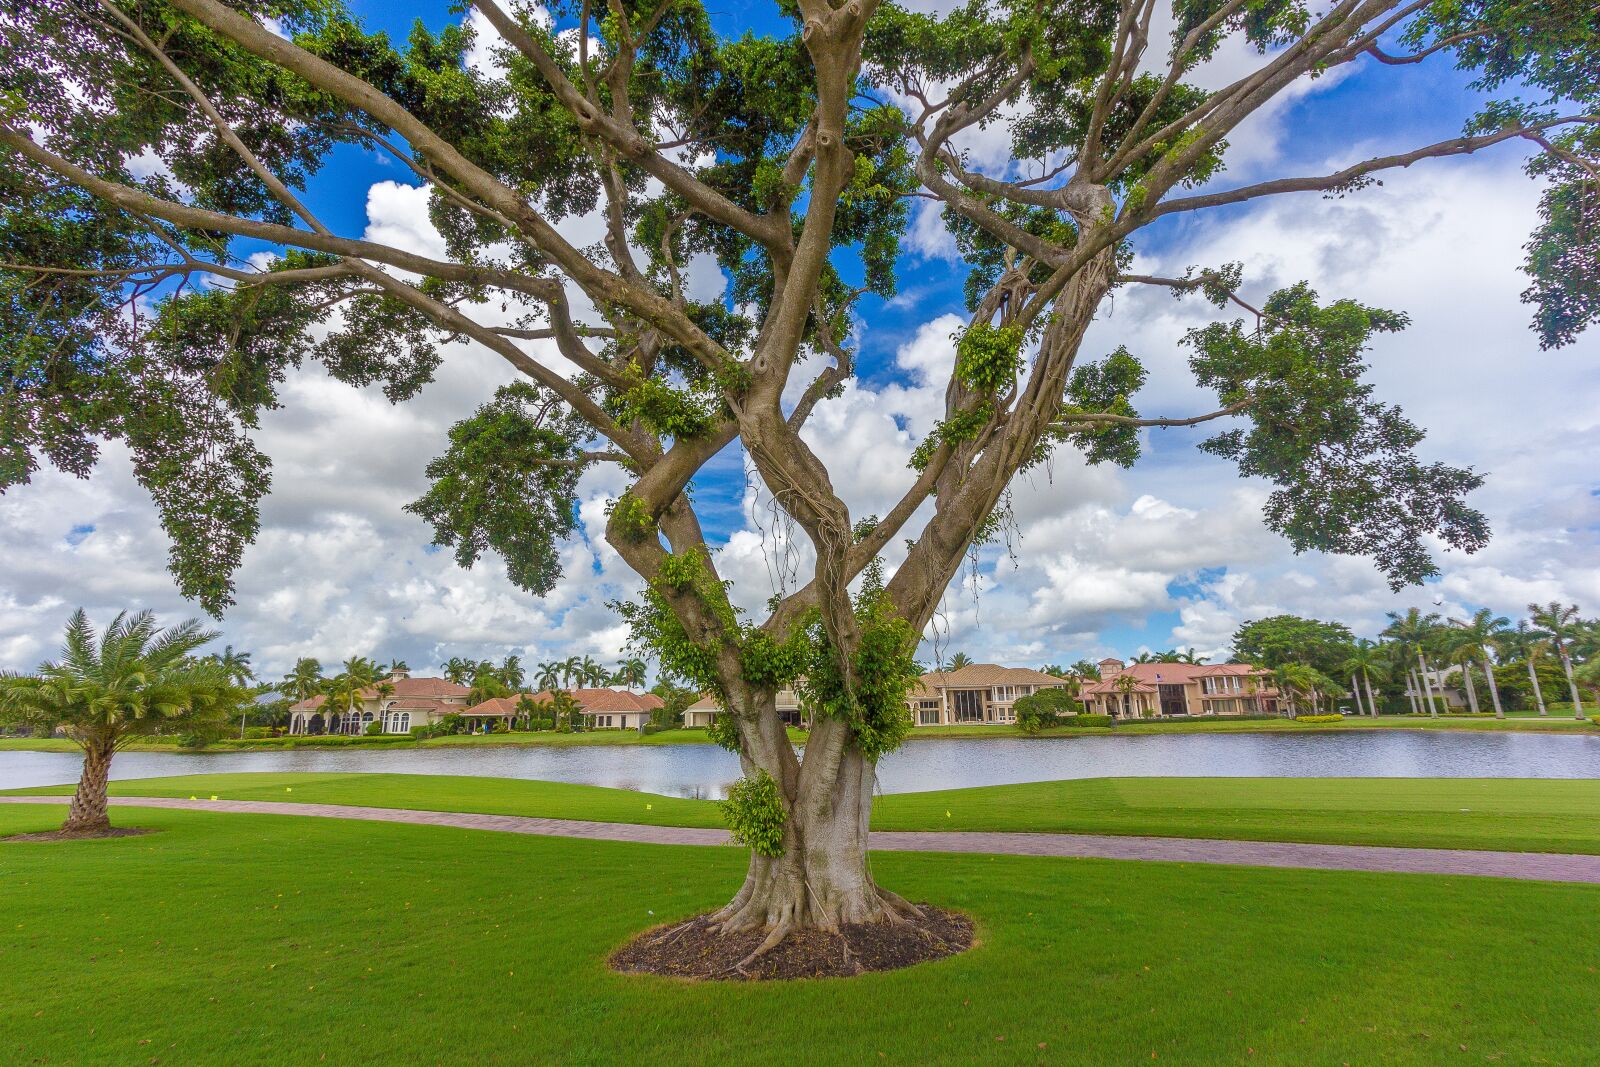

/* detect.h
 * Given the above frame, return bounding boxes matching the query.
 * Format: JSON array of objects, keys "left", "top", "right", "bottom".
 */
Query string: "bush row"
[{"left": 1293, "top": 714, "right": 1344, "bottom": 724}]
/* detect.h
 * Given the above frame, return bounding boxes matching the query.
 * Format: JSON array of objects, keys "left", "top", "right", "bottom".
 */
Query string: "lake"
[{"left": 5, "top": 730, "right": 1600, "bottom": 798}]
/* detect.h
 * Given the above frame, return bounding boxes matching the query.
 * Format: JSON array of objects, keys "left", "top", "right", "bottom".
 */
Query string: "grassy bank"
[
  {"left": 13, "top": 772, "right": 1600, "bottom": 854},
  {"left": 2, "top": 803, "right": 1596, "bottom": 1065},
  {"left": 4, "top": 712, "right": 1592, "bottom": 753}
]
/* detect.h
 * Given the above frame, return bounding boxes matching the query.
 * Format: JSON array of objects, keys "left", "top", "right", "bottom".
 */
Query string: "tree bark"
[
  {"left": 1362, "top": 670, "right": 1379, "bottom": 717},
  {"left": 1416, "top": 653, "right": 1439, "bottom": 717},
  {"left": 715, "top": 720, "right": 915, "bottom": 953},
  {"left": 64, "top": 735, "right": 116, "bottom": 834},
  {"left": 1559, "top": 648, "right": 1585, "bottom": 719},
  {"left": 1482, "top": 645, "right": 1504, "bottom": 718},
  {"left": 1529, "top": 659, "right": 1547, "bottom": 715},
  {"left": 1349, "top": 674, "right": 1363, "bottom": 717},
  {"left": 1404, "top": 669, "right": 1420, "bottom": 715},
  {"left": 1461, "top": 661, "right": 1480, "bottom": 714}
]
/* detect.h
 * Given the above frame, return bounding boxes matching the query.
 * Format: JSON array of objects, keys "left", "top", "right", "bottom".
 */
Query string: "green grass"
[
  {"left": 3, "top": 713, "right": 1591, "bottom": 753},
  {"left": 14, "top": 772, "right": 1600, "bottom": 854},
  {"left": 2, "top": 803, "right": 1597, "bottom": 1065}
]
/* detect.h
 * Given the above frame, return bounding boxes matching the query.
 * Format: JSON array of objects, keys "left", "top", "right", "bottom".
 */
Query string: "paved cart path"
[{"left": 5, "top": 794, "right": 1600, "bottom": 884}]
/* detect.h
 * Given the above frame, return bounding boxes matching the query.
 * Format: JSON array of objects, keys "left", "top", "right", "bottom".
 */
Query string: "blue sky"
[{"left": 1, "top": 1, "right": 1596, "bottom": 677}]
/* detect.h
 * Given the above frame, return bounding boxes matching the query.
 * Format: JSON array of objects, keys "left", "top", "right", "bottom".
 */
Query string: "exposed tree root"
[{"left": 611, "top": 904, "right": 973, "bottom": 982}]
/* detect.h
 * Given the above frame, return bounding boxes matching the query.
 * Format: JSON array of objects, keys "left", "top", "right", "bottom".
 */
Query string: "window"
[
  {"left": 385, "top": 712, "right": 410, "bottom": 733},
  {"left": 917, "top": 707, "right": 941, "bottom": 726},
  {"left": 952, "top": 690, "right": 984, "bottom": 723}
]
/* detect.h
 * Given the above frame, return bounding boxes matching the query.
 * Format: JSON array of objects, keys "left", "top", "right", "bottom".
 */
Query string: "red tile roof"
[
  {"left": 462, "top": 689, "right": 664, "bottom": 717},
  {"left": 289, "top": 675, "right": 469, "bottom": 712}
]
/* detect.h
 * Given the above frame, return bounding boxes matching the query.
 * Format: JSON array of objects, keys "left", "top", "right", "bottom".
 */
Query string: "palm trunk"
[
  {"left": 1482, "top": 646, "right": 1504, "bottom": 718},
  {"left": 64, "top": 735, "right": 116, "bottom": 834},
  {"left": 1416, "top": 656, "right": 1440, "bottom": 717},
  {"left": 1559, "top": 648, "right": 1585, "bottom": 719},
  {"left": 1404, "top": 669, "right": 1420, "bottom": 715},
  {"left": 1461, "top": 661, "right": 1480, "bottom": 714},
  {"left": 1350, "top": 674, "right": 1364, "bottom": 717},
  {"left": 1529, "top": 659, "right": 1547, "bottom": 715},
  {"left": 1362, "top": 670, "right": 1379, "bottom": 716}
]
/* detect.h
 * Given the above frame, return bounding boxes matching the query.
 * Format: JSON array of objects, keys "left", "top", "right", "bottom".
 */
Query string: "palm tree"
[
  {"left": 1449, "top": 608, "right": 1509, "bottom": 718},
  {"left": 613, "top": 657, "right": 648, "bottom": 690},
  {"left": 441, "top": 657, "right": 472, "bottom": 686},
  {"left": 1441, "top": 629, "right": 1483, "bottom": 714},
  {"left": 1131, "top": 651, "right": 1157, "bottom": 664},
  {"left": 1529, "top": 601, "right": 1587, "bottom": 719},
  {"left": 578, "top": 656, "right": 608, "bottom": 686},
  {"left": 468, "top": 670, "right": 510, "bottom": 706},
  {"left": 1383, "top": 608, "right": 1445, "bottom": 716},
  {"left": 213, "top": 645, "right": 255, "bottom": 686},
  {"left": 560, "top": 655, "right": 584, "bottom": 688},
  {"left": 945, "top": 651, "right": 972, "bottom": 671},
  {"left": 388, "top": 658, "right": 410, "bottom": 673},
  {"left": 1340, "top": 640, "right": 1387, "bottom": 717},
  {"left": 1069, "top": 659, "right": 1102, "bottom": 681},
  {"left": 278, "top": 657, "right": 323, "bottom": 702},
  {"left": 1497, "top": 620, "right": 1549, "bottom": 715},
  {"left": 1173, "top": 648, "right": 1208, "bottom": 665},
  {"left": 0, "top": 610, "right": 242, "bottom": 835},
  {"left": 535, "top": 661, "right": 563, "bottom": 694},
  {"left": 498, "top": 655, "right": 526, "bottom": 691}
]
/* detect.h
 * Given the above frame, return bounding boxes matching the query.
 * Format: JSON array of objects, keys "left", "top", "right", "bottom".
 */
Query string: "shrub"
[
  {"left": 720, "top": 769, "right": 787, "bottom": 857},
  {"left": 1294, "top": 713, "right": 1344, "bottom": 723},
  {"left": 1062, "top": 713, "right": 1114, "bottom": 728},
  {"left": 364, "top": 721, "right": 385, "bottom": 736},
  {"left": 1013, "top": 688, "right": 1082, "bottom": 733},
  {"left": 243, "top": 726, "right": 276, "bottom": 739}
]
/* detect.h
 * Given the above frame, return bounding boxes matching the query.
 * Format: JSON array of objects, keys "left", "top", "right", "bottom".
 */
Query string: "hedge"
[
  {"left": 213, "top": 735, "right": 416, "bottom": 749},
  {"left": 1061, "top": 713, "right": 1114, "bottom": 728},
  {"left": 1293, "top": 714, "right": 1344, "bottom": 724}
]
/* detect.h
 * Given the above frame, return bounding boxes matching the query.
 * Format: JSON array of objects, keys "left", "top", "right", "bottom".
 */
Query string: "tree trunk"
[
  {"left": 713, "top": 739, "right": 914, "bottom": 950},
  {"left": 1404, "top": 669, "right": 1420, "bottom": 715},
  {"left": 1482, "top": 645, "right": 1504, "bottom": 718},
  {"left": 1350, "top": 674, "right": 1364, "bottom": 717},
  {"left": 64, "top": 736, "right": 116, "bottom": 834},
  {"left": 1529, "top": 659, "right": 1547, "bottom": 715},
  {"left": 1559, "top": 648, "right": 1585, "bottom": 719},
  {"left": 1461, "top": 661, "right": 1480, "bottom": 714},
  {"left": 1416, "top": 653, "right": 1439, "bottom": 717},
  {"left": 1362, "top": 670, "right": 1379, "bottom": 717}
]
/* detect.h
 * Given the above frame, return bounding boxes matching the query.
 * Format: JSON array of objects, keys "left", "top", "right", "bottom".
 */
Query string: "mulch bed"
[
  {"left": 610, "top": 904, "right": 973, "bottom": 981},
  {"left": 2, "top": 827, "right": 155, "bottom": 843}
]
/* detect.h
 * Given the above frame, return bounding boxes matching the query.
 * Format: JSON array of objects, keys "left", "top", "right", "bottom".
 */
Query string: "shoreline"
[{"left": 2, "top": 712, "right": 1594, "bottom": 754}]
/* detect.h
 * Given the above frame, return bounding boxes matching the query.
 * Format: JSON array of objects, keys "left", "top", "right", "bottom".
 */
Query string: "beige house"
[
  {"left": 904, "top": 664, "right": 1072, "bottom": 726},
  {"left": 463, "top": 688, "right": 665, "bottom": 730},
  {"left": 1079, "top": 658, "right": 1279, "bottom": 719},
  {"left": 287, "top": 668, "right": 472, "bottom": 735},
  {"left": 684, "top": 688, "right": 808, "bottom": 729}
]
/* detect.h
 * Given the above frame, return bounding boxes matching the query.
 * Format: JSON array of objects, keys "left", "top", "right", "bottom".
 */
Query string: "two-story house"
[{"left": 1078, "top": 658, "right": 1279, "bottom": 718}]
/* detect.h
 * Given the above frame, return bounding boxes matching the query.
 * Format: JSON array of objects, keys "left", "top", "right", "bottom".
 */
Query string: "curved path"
[{"left": 6, "top": 795, "right": 1600, "bottom": 884}]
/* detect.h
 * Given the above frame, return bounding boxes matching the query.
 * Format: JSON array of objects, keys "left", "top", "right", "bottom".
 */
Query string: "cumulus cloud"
[{"left": 1, "top": 94, "right": 1596, "bottom": 678}]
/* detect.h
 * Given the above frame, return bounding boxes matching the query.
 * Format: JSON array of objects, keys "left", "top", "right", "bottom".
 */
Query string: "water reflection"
[{"left": 3, "top": 729, "right": 1598, "bottom": 799}]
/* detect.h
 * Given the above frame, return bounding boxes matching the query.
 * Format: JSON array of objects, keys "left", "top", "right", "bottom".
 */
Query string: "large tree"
[{"left": 2, "top": 0, "right": 1595, "bottom": 951}]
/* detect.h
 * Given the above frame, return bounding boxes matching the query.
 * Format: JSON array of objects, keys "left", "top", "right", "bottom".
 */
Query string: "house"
[
  {"left": 462, "top": 688, "right": 664, "bottom": 730},
  {"left": 1078, "top": 658, "right": 1279, "bottom": 719},
  {"left": 904, "top": 664, "right": 1073, "bottom": 726},
  {"left": 287, "top": 668, "right": 472, "bottom": 735},
  {"left": 1406, "top": 667, "right": 1469, "bottom": 710},
  {"left": 684, "top": 689, "right": 808, "bottom": 729}
]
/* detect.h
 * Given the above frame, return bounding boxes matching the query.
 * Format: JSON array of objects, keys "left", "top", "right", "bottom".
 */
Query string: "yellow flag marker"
[{"left": 209, "top": 795, "right": 218, "bottom": 801}]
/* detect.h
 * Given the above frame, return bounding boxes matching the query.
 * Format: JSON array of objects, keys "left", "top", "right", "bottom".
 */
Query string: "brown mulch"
[
  {"left": 2, "top": 827, "right": 155, "bottom": 843},
  {"left": 610, "top": 904, "right": 973, "bottom": 981}
]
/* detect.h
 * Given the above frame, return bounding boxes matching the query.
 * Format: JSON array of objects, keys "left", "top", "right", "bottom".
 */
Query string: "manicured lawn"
[
  {"left": 1, "top": 803, "right": 1596, "bottom": 1065},
  {"left": 13, "top": 772, "right": 1600, "bottom": 854}
]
